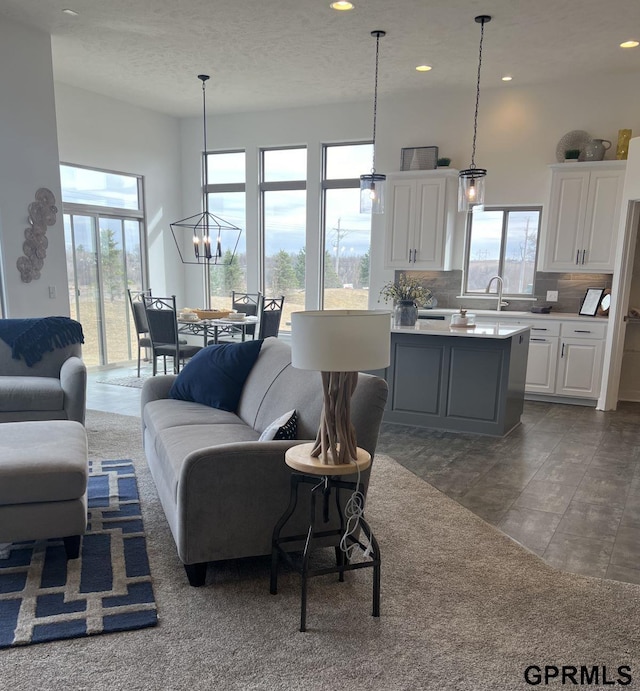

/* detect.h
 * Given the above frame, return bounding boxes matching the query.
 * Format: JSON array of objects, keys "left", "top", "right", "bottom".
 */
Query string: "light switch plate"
[{"left": 546, "top": 290, "right": 558, "bottom": 302}]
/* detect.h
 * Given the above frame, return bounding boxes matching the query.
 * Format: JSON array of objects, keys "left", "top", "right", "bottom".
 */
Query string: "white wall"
[
  {"left": 54, "top": 83, "right": 183, "bottom": 303},
  {"left": 6, "top": 46, "right": 639, "bottom": 321},
  {"left": 0, "top": 17, "right": 69, "bottom": 317},
  {"left": 177, "top": 74, "right": 640, "bottom": 310},
  {"left": 599, "top": 137, "right": 640, "bottom": 408}
]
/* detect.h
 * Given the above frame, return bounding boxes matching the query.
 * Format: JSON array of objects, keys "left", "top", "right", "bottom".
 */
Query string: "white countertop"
[
  {"left": 392, "top": 321, "right": 529, "bottom": 339},
  {"left": 418, "top": 309, "right": 609, "bottom": 324}
]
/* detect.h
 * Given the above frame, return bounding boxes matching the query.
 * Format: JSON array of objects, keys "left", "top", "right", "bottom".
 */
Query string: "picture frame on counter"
[{"left": 579, "top": 288, "right": 605, "bottom": 316}]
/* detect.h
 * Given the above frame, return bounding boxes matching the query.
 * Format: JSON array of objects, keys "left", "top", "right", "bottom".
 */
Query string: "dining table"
[{"left": 177, "top": 316, "right": 258, "bottom": 347}]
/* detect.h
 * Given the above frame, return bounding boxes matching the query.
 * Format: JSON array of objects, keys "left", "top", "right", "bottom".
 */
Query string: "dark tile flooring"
[
  {"left": 88, "top": 366, "right": 640, "bottom": 586},
  {"left": 377, "top": 401, "right": 640, "bottom": 585}
]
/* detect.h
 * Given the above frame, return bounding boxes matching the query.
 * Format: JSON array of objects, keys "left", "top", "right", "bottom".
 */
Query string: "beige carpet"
[{"left": 2, "top": 409, "right": 640, "bottom": 690}]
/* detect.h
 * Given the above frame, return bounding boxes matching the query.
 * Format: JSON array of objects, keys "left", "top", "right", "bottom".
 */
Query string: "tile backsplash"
[{"left": 395, "top": 270, "right": 613, "bottom": 314}]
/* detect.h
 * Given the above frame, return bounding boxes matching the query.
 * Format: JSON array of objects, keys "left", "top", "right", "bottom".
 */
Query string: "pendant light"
[
  {"left": 170, "top": 74, "right": 243, "bottom": 308},
  {"left": 458, "top": 15, "right": 491, "bottom": 213},
  {"left": 360, "top": 30, "right": 386, "bottom": 214}
]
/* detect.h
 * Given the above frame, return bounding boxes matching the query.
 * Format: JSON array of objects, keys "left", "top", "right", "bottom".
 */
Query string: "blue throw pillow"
[{"left": 169, "top": 339, "right": 264, "bottom": 411}]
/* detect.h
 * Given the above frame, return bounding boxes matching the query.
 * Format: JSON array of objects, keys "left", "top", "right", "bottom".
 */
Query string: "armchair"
[{"left": 0, "top": 317, "right": 86, "bottom": 424}]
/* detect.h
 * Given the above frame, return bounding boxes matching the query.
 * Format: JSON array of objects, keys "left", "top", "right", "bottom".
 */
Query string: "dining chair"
[
  {"left": 127, "top": 288, "right": 152, "bottom": 377},
  {"left": 214, "top": 291, "right": 263, "bottom": 343},
  {"left": 142, "top": 295, "right": 202, "bottom": 375},
  {"left": 232, "top": 291, "right": 262, "bottom": 338},
  {"left": 258, "top": 295, "right": 285, "bottom": 339}
]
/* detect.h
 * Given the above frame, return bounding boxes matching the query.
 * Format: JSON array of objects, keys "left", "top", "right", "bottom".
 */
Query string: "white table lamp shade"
[{"left": 291, "top": 310, "right": 391, "bottom": 372}]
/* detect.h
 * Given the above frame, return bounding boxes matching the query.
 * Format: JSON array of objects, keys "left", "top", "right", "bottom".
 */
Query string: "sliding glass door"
[
  {"left": 61, "top": 163, "right": 146, "bottom": 367},
  {"left": 64, "top": 212, "right": 143, "bottom": 366}
]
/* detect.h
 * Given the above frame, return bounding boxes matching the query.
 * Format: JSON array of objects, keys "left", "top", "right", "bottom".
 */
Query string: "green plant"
[
  {"left": 437, "top": 157, "right": 451, "bottom": 167},
  {"left": 379, "top": 275, "right": 432, "bottom": 306},
  {"left": 564, "top": 149, "right": 580, "bottom": 160}
]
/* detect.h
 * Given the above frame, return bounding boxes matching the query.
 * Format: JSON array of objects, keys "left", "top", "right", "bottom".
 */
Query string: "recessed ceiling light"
[
  {"left": 330, "top": 1, "right": 354, "bottom": 10},
  {"left": 620, "top": 40, "right": 639, "bottom": 48},
  {"left": 62, "top": 8, "right": 79, "bottom": 15},
  {"left": 416, "top": 65, "right": 432, "bottom": 72},
  {"left": 501, "top": 76, "right": 513, "bottom": 81}
]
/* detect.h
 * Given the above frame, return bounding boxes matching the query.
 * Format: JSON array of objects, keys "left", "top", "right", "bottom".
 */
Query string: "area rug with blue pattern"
[{"left": 0, "top": 460, "right": 158, "bottom": 648}]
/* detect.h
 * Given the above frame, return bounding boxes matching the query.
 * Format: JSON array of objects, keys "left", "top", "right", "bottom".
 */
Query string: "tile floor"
[{"left": 88, "top": 364, "right": 640, "bottom": 586}]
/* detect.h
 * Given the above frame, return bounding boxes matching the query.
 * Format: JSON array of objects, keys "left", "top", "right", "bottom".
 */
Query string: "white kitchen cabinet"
[
  {"left": 384, "top": 170, "right": 458, "bottom": 270},
  {"left": 472, "top": 314, "right": 606, "bottom": 401},
  {"left": 525, "top": 322, "right": 561, "bottom": 394},
  {"left": 541, "top": 162, "right": 625, "bottom": 272},
  {"left": 555, "top": 322, "right": 606, "bottom": 398}
]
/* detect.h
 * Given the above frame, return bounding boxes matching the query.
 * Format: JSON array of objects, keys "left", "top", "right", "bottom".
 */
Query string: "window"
[
  {"left": 60, "top": 164, "right": 140, "bottom": 210},
  {"left": 205, "top": 151, "right": 247, "bottom": 308},
  {"left": 322, "top": 143, "right": 373, "bottom": 310},
  {"left": 260, "top": 147, "right": 307, "bottom": 332},
  {"left": 464, "top": 206, "right": 541, "bottom": 296},
  {"left": 61, "top": 163, "right": 146, "bottom": 366}
]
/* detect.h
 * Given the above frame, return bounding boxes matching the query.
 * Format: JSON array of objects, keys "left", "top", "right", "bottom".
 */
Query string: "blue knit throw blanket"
[{"left": 0, "top": 317, "right": 84, "bottom": 366}]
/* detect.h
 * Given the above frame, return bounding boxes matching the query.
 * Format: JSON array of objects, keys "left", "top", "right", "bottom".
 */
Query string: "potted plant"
[
  {"left": 437, "top": 157, "right": 451, "bottom": 168},
  {"left": 379, "top": 275, "right": 432, "bottom": 327},
  {"left": 564, "top": 149, "right": 580, "bottom": 162}
]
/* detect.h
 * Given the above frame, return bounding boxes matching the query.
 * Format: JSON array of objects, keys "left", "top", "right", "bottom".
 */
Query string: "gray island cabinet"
[{"left": 384, "top": 322, "right": 530, "bottom": 436}]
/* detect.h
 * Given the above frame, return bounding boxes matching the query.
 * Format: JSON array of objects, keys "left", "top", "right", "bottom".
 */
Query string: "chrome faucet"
[{"left": 485, "top": 275, "right": 509, "bottom": 311}]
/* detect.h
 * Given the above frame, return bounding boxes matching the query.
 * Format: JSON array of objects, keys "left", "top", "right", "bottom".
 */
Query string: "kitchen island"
[{"left": 384, "top": 321, "right": 530, "bottom": 436}]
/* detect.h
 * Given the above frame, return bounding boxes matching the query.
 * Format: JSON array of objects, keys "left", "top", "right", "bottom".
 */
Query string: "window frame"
[{"left": 462, "top": 204, "right": 542, "bottom": 298}]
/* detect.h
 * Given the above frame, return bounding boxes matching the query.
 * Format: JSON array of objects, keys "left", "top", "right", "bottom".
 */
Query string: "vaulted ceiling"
[{"left": 1, "top": 0, "right": 639, "bottom": 117}]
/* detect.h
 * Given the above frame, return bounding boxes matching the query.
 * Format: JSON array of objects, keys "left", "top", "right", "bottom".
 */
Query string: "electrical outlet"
[
  {"left": 48, "top": 285, "right": 57, "bottom": 299},
  {"left": 546, "top": 290, "right": 558, "bottom": 302}
]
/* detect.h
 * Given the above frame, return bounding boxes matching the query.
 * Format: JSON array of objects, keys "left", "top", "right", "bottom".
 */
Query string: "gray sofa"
[
  {"left": 0, "top": 339, "right": 86, "bottom": 425},
  {"left": 141, "top": 337, "right": 389, "bottom": 586}
]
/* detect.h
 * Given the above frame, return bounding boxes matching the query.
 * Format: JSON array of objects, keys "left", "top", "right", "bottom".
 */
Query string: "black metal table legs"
[{"left": 270, "top": 472, "right": 380, "bottom": 632}]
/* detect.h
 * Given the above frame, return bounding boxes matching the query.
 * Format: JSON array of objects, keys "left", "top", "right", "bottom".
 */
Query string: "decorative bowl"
[{"left": 194, "top": 309, "right": 230, "bottom": 320}]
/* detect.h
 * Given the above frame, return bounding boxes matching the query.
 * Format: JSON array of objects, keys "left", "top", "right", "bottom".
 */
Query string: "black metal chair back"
[
  {"left": 143, "top": 295, "right": 201, "bottom": 375},
  {"left": 232, "top": 291, "right": 262, "bottom": 318},
  {"left": 227, "top": 291, "right": 262, "bottom": 339},
  {"left": 258, "top": 296, "right": 285, "bottom": 339},
  {"left": 127, "top": 288, "right": 151, "bottom": 376}
]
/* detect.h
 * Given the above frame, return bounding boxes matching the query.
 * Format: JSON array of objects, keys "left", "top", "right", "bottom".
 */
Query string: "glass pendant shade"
[
  {"left": 459, "top": 15, "right": 491, "bottom": 214},
  {"left": 360, "top": 29, "right": 386, "bottom": 216},
  {"left": 458, "top": 168, "right": 487, "bottom": 212},
  {"left": 360, "top": 172, "right": 386, "bottom": 214}
]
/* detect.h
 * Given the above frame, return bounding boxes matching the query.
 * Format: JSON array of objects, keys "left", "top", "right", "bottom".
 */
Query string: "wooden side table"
[{"left": 270, "top": 442, "right": 381, "bottom": 632}]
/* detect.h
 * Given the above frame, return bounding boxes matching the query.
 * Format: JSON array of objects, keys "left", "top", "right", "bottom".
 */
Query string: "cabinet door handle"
[
  {"left": 531, "top": 338, "right": 548, "bottom": 342},
  {"left": 408, "top": 249, "right": 413, "bottom": 262},
  {"left": 413, "top": 248, "right": 417, "bottom": 263},
  {"left": 582, "top": 249, "right": 586, "bottom": 265},
  {"left": 576, "top": 250, "right": 580, "bottom": 265},
  {"left": 531, "top": 327, "right": 548, "bottom": 331},
  {"left": 574, "top": 329, "right": 592, "bottom": 334},
  {"left": 561, "top": 343, "right": 565, "bottom": 358}
]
